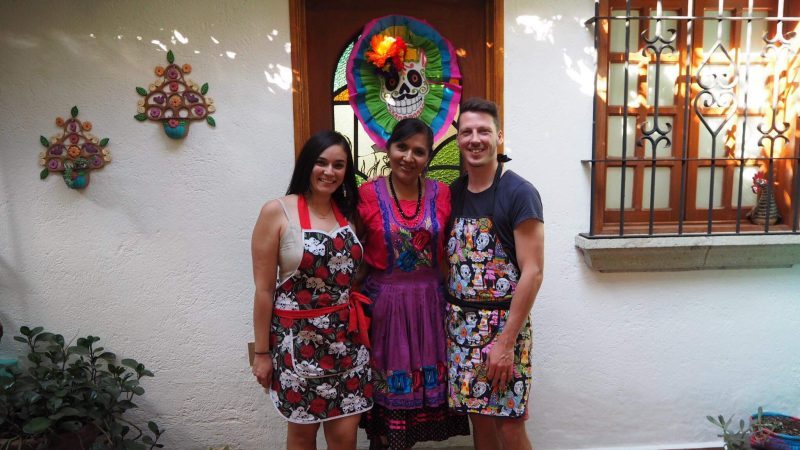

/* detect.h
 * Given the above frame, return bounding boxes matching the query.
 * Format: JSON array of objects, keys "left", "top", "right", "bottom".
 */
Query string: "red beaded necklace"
[{"left": 388, "top": 173, "right": 422, "bottom": 221}]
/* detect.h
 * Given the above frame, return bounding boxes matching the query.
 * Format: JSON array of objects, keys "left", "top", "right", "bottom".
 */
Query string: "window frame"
[{"left": 590, "top": 0, "right": 800, "bottom": 236}]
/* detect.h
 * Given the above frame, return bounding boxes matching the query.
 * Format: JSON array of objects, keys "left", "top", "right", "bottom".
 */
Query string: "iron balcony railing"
[{"left": 584, "top": 0, "right": 800, "bottom": 237}]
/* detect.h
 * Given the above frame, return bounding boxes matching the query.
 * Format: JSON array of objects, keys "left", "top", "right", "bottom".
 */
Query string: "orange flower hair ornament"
[{"left": 366, "top": 35, "right": 408, "bottom": 73}]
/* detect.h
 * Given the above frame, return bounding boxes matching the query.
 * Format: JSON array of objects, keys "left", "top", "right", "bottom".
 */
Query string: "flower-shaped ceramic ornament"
[
  {"left": 134, "top": 50, "right": 216, "bottom": 139},
  {"left": 38, "top": 106, "right": 110, "bottom": 189}
]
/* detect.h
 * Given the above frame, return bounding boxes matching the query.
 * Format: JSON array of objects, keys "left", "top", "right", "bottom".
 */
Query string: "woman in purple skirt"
[{"left": 357, "top": 118, "right": 470, "bottom": 449}]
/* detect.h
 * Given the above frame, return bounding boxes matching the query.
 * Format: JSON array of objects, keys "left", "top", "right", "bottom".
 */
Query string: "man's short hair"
[{"left": 458, "top": 97, "right": 501, "bottom": 130}]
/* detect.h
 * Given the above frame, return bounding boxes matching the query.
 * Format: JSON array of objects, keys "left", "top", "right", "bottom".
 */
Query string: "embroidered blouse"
[{"left": 357, "top": 178, "right": 451, "bottom": 271}]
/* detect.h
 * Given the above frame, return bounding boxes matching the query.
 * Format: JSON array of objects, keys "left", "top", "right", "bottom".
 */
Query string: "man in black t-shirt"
[{"left": 445, "top": 98, "right": 544, "bottom": 450}]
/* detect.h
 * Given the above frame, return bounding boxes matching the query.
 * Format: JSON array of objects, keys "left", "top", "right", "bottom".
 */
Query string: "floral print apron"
[
  {"left": 445, "top": 165, "right": 533, "bottom": 418},
  {"left": 269, "top": 195, "right": 373, "bottom": 423}
]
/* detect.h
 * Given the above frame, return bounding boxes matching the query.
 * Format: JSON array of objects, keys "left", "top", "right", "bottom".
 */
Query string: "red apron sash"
[{"left": 273, "top": 291, "right": 371, "bottom": 348}]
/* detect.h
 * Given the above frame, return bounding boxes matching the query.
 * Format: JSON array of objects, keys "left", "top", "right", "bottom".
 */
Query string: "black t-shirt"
[{"left": 450, "top": 170, "right": 543, "bottom": 268}]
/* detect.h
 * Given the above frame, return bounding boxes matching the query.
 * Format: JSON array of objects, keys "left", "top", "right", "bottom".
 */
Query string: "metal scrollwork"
[
  {"left": 694, "top": 40, "right": 738, "bottom": 138},
  {"left": 758, "top": 26, "right": 797, "bottom": 153},
  {"left": 694, "top": 24, "right": 739, "bottom": 230},
  {"left": 762, "top": 30, "right": 796, "bottom": 58},
  {"left": 639, "top": 26, "right": 677, "bottom": 153},
  {"left": 639, "top": 20, "right": 678, "bottom": 231},
  {"left": 694, "top": 89, "right": 738, "bottom": 137},
  {"left": 755, "top": 24, "right": 798, "bottom": 228},
  {"left": 756, "top": 112, "right": 790, "bottom": 152}
]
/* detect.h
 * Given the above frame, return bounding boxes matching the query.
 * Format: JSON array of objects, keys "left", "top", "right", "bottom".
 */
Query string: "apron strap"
[
  {"left": 446, "top": 292, "right": 511, "bottom": 311},
  {"left": 453, "top": 161, "right": 505, "bottom": 218},
  {"left": 332, "top": 201, "right": 348, "bottom": 227},
  {"left": 298, "top": 195, "right": 347, "bottom": 229},
  {"left": 297, "top": 194, "right": 312, "bottom": 229}
]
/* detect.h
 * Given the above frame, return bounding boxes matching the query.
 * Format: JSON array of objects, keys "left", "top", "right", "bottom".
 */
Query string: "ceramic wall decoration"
[
  {"left": 135, "top": 50, "right": 216, "bottom": 139},
  {"left": 38, "top": 106, "right": 110, "bottom": 189}
]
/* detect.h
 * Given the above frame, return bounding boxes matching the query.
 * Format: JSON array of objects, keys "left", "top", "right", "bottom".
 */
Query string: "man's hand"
[{"left": 486, "top": 337, "right": 515, "bottom": 393}]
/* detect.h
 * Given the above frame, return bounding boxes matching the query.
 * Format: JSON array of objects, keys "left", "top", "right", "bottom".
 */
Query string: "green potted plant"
[
  {"left": 0, "top": 326, "right": 163, "bottom": 449},
  {"left": 749, "top": 412, "right": 800, "bottom": 450},
  {"left": 708, "top": 413, "right": 754, "bottom": 450},
  {"left": 707, "top": 407, "right": 780, "bottom": 450}
]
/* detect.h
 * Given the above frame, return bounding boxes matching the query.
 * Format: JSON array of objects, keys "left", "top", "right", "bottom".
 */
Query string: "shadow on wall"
[
  {"left": 0, "top": 155, "right": 33, "bottom": 328},
  {"left": 511, "top": 14, "right": 597, "bottom": 97}
]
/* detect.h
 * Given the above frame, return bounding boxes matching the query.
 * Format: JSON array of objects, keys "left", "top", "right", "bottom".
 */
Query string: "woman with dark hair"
[
  {"left": 358, "top": 118, "right": 470, "bottom": 449},
  {"left": 251, "top": 130, "right": 372, "bottom": 450}
]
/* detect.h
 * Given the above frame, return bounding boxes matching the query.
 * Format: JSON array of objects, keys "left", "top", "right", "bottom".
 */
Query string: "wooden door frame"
[{"left": 288, "top": 0, "right": 504, "bottom": 155}]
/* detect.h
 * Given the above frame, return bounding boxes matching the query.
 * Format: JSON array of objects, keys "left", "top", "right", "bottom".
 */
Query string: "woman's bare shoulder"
[
  {"left": 256, "top": 195, "right": 297, "bottom": 234},
  {"left": 260, "top": 195, "right": 297, "bottom": 215}
]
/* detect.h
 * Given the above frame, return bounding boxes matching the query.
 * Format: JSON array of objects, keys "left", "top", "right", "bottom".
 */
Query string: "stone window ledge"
[{"left": 575, "top": 234, "right": 800, "bottom": 272}]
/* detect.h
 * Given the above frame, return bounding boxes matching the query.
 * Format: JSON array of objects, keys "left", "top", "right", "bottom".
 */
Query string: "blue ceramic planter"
[
  {"left": 751, "top": 412, "right": 800, "bottom": 450},
  {"left": 163, "top": 121, "right": 188, "bottom": 139}
]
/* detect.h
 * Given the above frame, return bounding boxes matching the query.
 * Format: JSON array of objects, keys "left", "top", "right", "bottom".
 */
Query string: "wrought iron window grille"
[{"left": 585, "top": 0, "right": 800, "bottom": 238}]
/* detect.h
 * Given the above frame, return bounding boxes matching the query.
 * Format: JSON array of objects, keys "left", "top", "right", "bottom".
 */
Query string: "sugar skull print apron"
[
  {"left": 269, "top": 195, "right": 373, "bottom": 423},
  {"left": 445, "top": 164, "right": 533, "bottom": 418}
]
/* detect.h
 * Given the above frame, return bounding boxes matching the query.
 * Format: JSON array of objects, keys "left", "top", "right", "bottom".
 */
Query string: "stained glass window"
[{"left": 332, "top": 37, "right": 461, "bottom": 185}]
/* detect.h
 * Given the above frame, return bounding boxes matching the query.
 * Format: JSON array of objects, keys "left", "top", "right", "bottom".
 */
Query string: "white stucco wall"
[{"left": 1, "top": 1, "right": 798, "bottom": 450}]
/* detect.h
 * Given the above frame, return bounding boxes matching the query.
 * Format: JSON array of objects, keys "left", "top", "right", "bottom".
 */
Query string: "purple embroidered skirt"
[
  {"left": 366, "top": 267, "right": 448, "bottom": 408},
  {"left": 362, "top": 267, "right": 469, "bottom": 448}
]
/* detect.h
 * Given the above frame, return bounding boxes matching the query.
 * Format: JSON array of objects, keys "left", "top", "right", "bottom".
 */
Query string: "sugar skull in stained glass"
[
  {"left": 334, "top": 16, "right": 463, "bottom": 185},
  {"left": 380, "top": 47, "right": 429, "bottom": 120}
]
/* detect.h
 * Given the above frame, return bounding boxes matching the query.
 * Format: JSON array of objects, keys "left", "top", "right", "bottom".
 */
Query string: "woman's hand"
[{"left": 252, "top": 353, "right": 274, "bottom": 390}]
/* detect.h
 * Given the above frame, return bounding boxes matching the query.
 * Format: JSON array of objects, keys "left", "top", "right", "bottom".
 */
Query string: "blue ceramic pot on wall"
[{"left": 163, "top": 120, "right": 188, "bottom": 139}]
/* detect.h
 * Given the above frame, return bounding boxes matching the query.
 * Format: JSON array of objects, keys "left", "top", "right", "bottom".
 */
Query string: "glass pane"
[
  {"left": 703, "top": 10, "right": 732, "bottom": 51},
  {"left": 738, "top": 63, "right": 770, "bottom": 110},
  {"left": 696, "top": 167, "right": 725, "bottom": 209},
  {"left": 732, "top": 166, "right": 760, "bottom": 208},
  {"left": 648, "top": 10, "right": 678, "bottom": 42},
  {"left": 733, "top": 116, "right": 764, "bottom": 160},
  {"left": 333, "top": 40, "right": 355, "bottom": 92},
  {"left": 606, "top": 167, "right": 635, "bottom": 209},
  {"left": 333, "top": 104, "right": 388, "bottom": 183},
  {"left": 647, "top": 63, "right": 679, "bottom": 106},
  {"left": 610, "top": 9, "right": 640, "bottom": 53},
  {"left": 740, "top": 11, "right": 768, "bottom": 55},
  {"left": 643, "top": 116, "right": 673, "bottom": 159},
  {"left": 607, "top": 116, "right": 637, "bottom": 158},
  {"left": 697, "top": 116, "right": 735, "bottom": 159},
  {"left": 609, "top": 63, "right": 639, "bottom": 107},
  {"left": 333, "top": 104, "right": 357, "bottom": 140},
  {"left": 428, "top": 138, "right": 461, "bottom": 185},
  {"left": 642, "top": 167, "right": 671, "bottom": 209}
]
